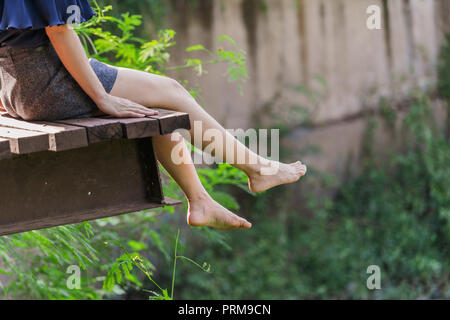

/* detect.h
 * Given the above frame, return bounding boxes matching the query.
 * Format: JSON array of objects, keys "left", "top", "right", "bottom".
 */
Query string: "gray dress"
[{"left": 0, "top": 42, "right": 118, "bottom": 121}]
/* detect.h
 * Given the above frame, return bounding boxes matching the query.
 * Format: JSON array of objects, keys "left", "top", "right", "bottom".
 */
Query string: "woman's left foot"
[
  {"left": 187, "top": 195, "right": 252, "bottom": 230},
  {"left": 248, "top": 161, "right": 307, "bottom": 193}
]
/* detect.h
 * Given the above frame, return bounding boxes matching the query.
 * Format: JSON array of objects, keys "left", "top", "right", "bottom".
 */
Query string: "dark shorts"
[{"left": 0, "top": 42, "right": 118, "bottom": 121}]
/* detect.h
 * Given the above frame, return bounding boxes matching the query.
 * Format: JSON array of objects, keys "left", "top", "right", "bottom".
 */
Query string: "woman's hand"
[{"left": 95, "top": 94, "right": 159, "bottom": 118}]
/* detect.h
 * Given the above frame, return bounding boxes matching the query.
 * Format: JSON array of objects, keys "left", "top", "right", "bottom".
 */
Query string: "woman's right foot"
[
  {"left": 248, "top": 161, "right": 307, "bottom": 193},
  {"left": 187, "top": 195, "right": 252, "bottom": 230}
]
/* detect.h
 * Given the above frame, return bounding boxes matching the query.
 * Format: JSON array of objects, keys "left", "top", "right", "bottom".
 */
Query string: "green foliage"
[
  {"left": 0, "top": 224, "right": 100, "bottom": 299},
  {"left": 77, "top": 5, "right": 176, "bottom": 74},
  {"left": 102, "top": 231, "right": 210, "bottom": 300},
  {"left": 438, "top": 34, "right": 450, "bottom": 103},
  {"left": 76, "top": 2, "right": 247, "bottom": 93},
  {"left": 96, "top": 0, "right": 193, "bottom": 30},
  {"left": 172, "top": 35, "right": 248, "bottom": 94},
  {"left": 174, "top": 95, "right": 450, "bottom": 300}
]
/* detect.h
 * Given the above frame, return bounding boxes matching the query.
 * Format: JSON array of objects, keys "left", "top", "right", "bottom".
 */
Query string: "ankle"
[
  {"left": 187, "top": 190, "right": 211, "bottom": 204},
  {"left": 243, "top": 160, "right": 273, "bottom": 179},
  {"left": 245, "top": 165, "right": 261, "bottom": 179}
]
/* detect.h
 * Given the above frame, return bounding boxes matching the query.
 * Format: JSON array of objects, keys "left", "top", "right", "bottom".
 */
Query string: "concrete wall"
[
  {"left": 165, "top": 0, "right": 449, "bottom": 128},
  {"left": 162, "top": 0, "right": 449, "bottom": 175}
]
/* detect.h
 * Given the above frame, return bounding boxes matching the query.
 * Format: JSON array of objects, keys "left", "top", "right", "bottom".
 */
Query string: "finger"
[
  {"left": 127, "top": 108, "right": 158, "bottom": 117},
  {"left": 128, "top": 104, "right": 159, "bottom": 116},
  {"left": 133, "top": 107, "right": 159, "bottom": 116},
  {"left": 119, "top": 112, "right": 146, "bottom": 118},
  {"left": 126, "top": 100, "right": 159, "bottom": 114},
  {"left": 143, "top": 108, "right": 159, "bottom": 116}
]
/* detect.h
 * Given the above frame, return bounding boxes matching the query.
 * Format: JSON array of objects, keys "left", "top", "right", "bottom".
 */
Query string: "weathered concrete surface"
[
  {"left": 165, "top": 0, "right": 448, "bottom": 129},
  {"left": 282, "top": 98, "right": 448, "bottom": 176}
]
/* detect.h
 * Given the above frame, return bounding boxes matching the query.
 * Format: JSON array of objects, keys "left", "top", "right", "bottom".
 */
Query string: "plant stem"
[{"left": 170, "top": 229, "right": 180, "bottom": 300}]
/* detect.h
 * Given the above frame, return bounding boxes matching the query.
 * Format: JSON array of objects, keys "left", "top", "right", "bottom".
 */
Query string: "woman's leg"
[
  {"left": 109, "top": 67, "right": 307, "bottom": 192},
  {"left": 153, "top": 132, "right": 251, "bottom": 230}
]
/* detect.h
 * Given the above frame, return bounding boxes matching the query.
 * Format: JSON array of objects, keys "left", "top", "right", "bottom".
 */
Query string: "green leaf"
[
  {"left": 186, "top": 45, "right": 206, "bottom": 52},
  {"left": 128, "top": 240, "right": 148, "bottom": 251},
  {"left": 218, "top": 34, "right": 237, "bottom": 47}
]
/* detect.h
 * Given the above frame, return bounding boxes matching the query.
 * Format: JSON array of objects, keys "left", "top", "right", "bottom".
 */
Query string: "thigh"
[{"left": 109, "top": 66, "right": 191, "bottom": 110}]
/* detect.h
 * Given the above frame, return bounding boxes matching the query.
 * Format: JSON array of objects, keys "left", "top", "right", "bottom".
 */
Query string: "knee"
[
  {"left": 166, "top": 77, "right": 183, "bottom": 89},
  {"left": 164, "top": 77, "right": 193, "bottom": 100}
]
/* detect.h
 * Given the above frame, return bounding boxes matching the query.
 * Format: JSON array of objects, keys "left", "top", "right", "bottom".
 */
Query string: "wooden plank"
[
  {"left": 54, "top": 117, "right": 123, "bottom": 144},
  {"left": 149, "top": 108, "right": 191, "bottom": 135},
  {"left": 43, "top": 122, "right": 89, "bottom": 152},
  {"left": 0, "top": 197, "right": 181, "bottom": 236},
  {"left": 0, "top": 138, "right": 11, "bottom": 160},
  {"left": 0, "top": 115, "right": 88, "bottom": 152},
  {"left": 0, "top": 127, "right": 50, "bottom": 154},
  {"left": 102, "top": 117, "right": 160, "bottom": 139},
  {"left": 55, "top": 109, "right": 190, "bottom": 142}
]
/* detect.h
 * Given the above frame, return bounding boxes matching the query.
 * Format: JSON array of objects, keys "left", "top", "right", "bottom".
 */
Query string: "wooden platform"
[{"left": 0, "top": 109, "right": 191, "bottom": 236}]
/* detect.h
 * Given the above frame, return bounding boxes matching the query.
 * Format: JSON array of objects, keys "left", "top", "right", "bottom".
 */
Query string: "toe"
[
  {"left": 240, "top": 219, "right": 252, "bottom": 229},
  {"left": 231, "top": 214, "right": 252, "bottom": 229},
  {"left": 292, "top": 162, "right": 305, "bottom": 171}
]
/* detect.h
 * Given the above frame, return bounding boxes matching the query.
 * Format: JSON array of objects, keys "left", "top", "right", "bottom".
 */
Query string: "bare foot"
[
  {"left": 187, "top": 195, "right": 252, "bottom": 230},
  {"left": 248, "top": 161, "right": 307, "bottom": 193}
]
